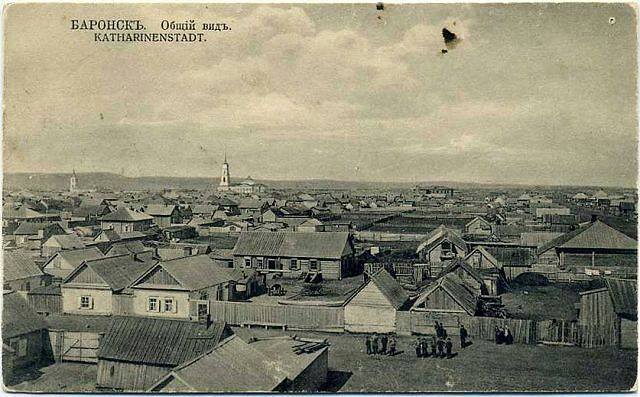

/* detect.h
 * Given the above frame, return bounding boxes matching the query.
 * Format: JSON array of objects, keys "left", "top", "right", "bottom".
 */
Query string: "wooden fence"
[
  {"left": 538, "top": 320, "right": 617, "bottom": 348},
  {"left": 209, "top": 301, "right": 344, "bottom": 332},
  {"left": 397, "top": 312, "right": 539, "bottom": 345},
  {"left": 29, "top": 293, "right": 62, "bottom": 314},
  {"left": 355, "top": 231, "right": 426, "bottom": 242}
]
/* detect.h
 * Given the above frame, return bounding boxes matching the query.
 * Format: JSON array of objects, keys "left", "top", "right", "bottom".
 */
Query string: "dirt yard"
[{"left": 234, "top": 327, "right": 637, "bottom": 392}]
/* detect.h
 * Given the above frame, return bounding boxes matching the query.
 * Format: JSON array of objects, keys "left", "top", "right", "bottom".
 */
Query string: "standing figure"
[
  {"left": 505, "top": 326, "right": 514, "bottom": 345},
  {"left": 495, "top": 326, "right": 503, "bottom": 344},
  {"left": 372, "top": 334, "right": 379, "bottom": 354},
  {"left": 365, "top": 335, "right": 372, "bottom": 355},
  {"left": 434, "top": 321, "right": 442, "bottom": 338},
  {"left": 459, "top": 325, "right": 468, "bottom": 348},
  {"left": 380, "top": 334, "right": 388, "bottom": 355},
  {"left": 436, "top": 337, "right": 445, "bottom": 358},
  {"left": 445, "top": 337, "right": 453, "bottom": 358},
  {"left": 388, "top": 336, "right": 397, "bottom": 356},
  {"left": 415, "top": 337, "right": 422, "bottom": 358}
]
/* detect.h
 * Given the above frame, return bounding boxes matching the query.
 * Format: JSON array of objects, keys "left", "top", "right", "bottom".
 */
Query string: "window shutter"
[
  {"left": 172, "top": 300, "right": 178, "bottom": 313},
  {"left": 78, "top": 296, "right": 82, "bottom": 309},
  {"left": 90, "top": 297, "right": 94, "bottom": 309}
]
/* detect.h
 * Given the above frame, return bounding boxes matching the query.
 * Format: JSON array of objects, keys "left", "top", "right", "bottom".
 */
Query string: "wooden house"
[
  {"left": 465, "top": 216, "right": 493, "bottom": 236},
  {"left": 536, "top": 220, "right": 637, "bottom": 276},
  {"left": 411, "top": 273, "right": 478, "bottom": 333},
  {"left": 42, "top": 246, "right": 105, "bottom": 281},
  {"left": 96, "top": 316, "right": 230, "bottom": 391},
  {"left": 232, "top": 231, "right": 356, "bottom": 280},
  {"left": 579, "top": 278, "right": 637, "bottom": 349},
  {"left": 41, "top": 234, "right": 87, "bottom": 257},
  {"left": 2, "top": 290, "right": 51, "bottom": 385},
  {"left": 13, "top": 222, "right": 66, "bottom": 250},
  {"left": 100, "top": 207, "right": 154, "bottom": 233},
  {"left": 143, "top": 204, "right": 181, "bottom": 228},
  {"left": 103, "top": 241, "right": 155, "bottom": 261},
  {"left": 3, "top": 250, "right": 50, "bottom": 294},
  {"left": 61, "top": 254, "right": 155, "bottom": 316},
  {"left": 416, "top": 225, "right": 468, "bottom": 272},
  {"left": 344, "top": 269, "right": 409, "bottom": 333},
  {"left": 129, "top": 255, "right": 236, "bottom": 321}
]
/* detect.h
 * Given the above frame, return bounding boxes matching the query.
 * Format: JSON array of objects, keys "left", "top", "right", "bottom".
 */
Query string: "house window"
[
  {"left": 267, "top": 258, "right": 277, "bottom": 270},
  {"left": 163, "top": 298, "right": 174, "bottom": 313},
  {"left": 309, "top": 259, "right": 319, "bottom": 271},
  {"left": 290, "top": 258, "right": 299, "bottom": 270},
  {"left": 244, "top": 257, "right": 252, "bottom": 268},
  {"left": 148, "top": 297, "right": 159, "bottom": 312},
  {"left": 80, "top": 295, "right": 92, "bottom": 309},
  {"left": 257, "top": 258, "right": 264, "bottom": 269},
  {"left": 216, "top": 287, "right": 224, "bottom": 301},
  {"left": 23, "top": 281, "right": 30, "bottom": 292}
]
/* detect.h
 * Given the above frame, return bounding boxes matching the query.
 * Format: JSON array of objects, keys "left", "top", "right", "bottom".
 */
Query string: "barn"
[
  {"left": 96, "top": 316, "right": 230, "bottom": 391},
  {"left": 410, "top": 273, "right": 478, "bottom": 334},
  {"left": 344, "top": 268, "right": 409, "bottom": 333},
  {"left": 579, "top": 277, "right": 637, "bottom": 349}
]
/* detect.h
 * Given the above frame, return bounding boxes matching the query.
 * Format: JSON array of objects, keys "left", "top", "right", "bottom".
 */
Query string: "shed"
[
  {"left": 579, "top": 278, "right": 636, "bottom": 349},
  {"left": 2, "top": 290, "right": 51, "bottom": 384},
  {"left": 344, "top": 268, "right": 409, "bottom": 333},
  {"left": 96, "top": 316, "right": 229, "bottom": 391}
]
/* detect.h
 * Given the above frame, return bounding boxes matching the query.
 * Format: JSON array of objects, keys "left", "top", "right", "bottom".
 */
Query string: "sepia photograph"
[{"left": 1, "top": 1, "right": 638, "bottom": 393}]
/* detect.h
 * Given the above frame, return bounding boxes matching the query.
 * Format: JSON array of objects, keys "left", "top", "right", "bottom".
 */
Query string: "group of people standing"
[
  {"left": 414, "top": 335, "right": 453, "bottom": 358},
  {"left": 365, "top": 334, "right": 397, "bottom": 356},
  {"left": 495, "top": 325, "right": 514, "bottom": 345}
]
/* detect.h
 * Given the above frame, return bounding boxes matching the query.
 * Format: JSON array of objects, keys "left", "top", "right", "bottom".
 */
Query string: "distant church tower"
[
  {"left": 70, "top": 170, "right": 78, "bottom": 193},
  {"left": 218, "top": 152, "right": 231, "bottom": 191}
]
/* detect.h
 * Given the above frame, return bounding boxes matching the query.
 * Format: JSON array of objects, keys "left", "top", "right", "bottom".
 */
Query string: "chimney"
[{"left": 591, "top": 214, "right": 598, "bottom": 223}]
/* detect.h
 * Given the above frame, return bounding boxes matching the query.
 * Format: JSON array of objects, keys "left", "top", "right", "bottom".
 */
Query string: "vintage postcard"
[{"left": 2, "top": 1, "right": 638, "bottom": 393}]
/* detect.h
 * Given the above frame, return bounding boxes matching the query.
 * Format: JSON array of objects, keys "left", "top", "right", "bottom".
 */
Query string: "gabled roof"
[
  {"left": 520, "top": 232, "right": 564, "bottom": 248},
  {"left": 144, "top": 204, "right": 178, "bottom": 217},
  {"left": 133, "top": 255, "right": 235, "bottom": 291},
  {"left": 366, "top": 268, "right": 409, "bottom": 309},
  {"left": 464, "top": 246, "right": 501, "bottom": 269},
  {"left": 149, "top": 335, "right": 288, "bottom": 392},
  {"left": 44, "top": 234, "right": 86, "bottom": 250},
  {"left": 604, "top": 278, "right": 637, "bottom": 319},
  {"left": 233, "top": 232, "right": 350, "bottom": 259},
  {"left": 43, "top": 246, "right": 105, "bottom": 274},
  {"left": 94, "top": 229, "right": 121, "bottom": 242},
  {"left": 13, "top": 222, "right": 63, "bottom": 236},
  {"left": 3, "top": 250, "right": 44, "bottom": 282},
  {"left": 438, "top": 258, "right": 484, "bottom": 284},
  {"left": 101, "top": 207, "right": 153, "bottom": 222},
  {"left": 411, "top": 273, "right": 478, "bottom": 315},
  {"left": 466, "top": 216, "right": 491, "bottom": 228},
  {"left": 416, "top": 225, "right": 467, "bottom": 254},
  {"left": 2, "top": 290, "right": 48, "bottom": 338},
  {"left": 558, "top": 220, "right": 637, "bottom": 250},
  {"left": 64, "top": 254, "right": 156, "bottom": 291},
  {"left": 98, "top": 316, "right": 227, "bottom": 366},
  {"left": 105, "top": 241, "right": 150, "bottom": 256}
]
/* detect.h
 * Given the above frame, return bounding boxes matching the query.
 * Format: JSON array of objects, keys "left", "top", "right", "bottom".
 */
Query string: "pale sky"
[{"left": 4, "top": 3, "right": 638, "bottom": 187}]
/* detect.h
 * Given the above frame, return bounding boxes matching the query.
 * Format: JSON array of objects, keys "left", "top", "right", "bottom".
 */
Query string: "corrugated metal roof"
[
  {"left": 4, "top": 250, "right": 44, "bottom": 282},
  {"left": 605, "top": 278, "right": 637, "bottom": 319},
  {"left": 153, "top": 335, "right": 288, "bottom": 392},
  {"left": 233, "top": 232, "right": 350, "bottom": 260},
  {"left": 98, "top": 317, "right": 227, "bottom": 366},
  {"left": 2, "top": 290, "right": 48, "bottom": 338},
  {"left": 369, "top": 268, "right": 409, "bottom": 309}
]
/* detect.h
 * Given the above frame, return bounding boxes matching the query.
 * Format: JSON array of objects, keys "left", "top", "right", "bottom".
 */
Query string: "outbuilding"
[{"left": 344, "top": 268, "right": 409, "bottom": 333}]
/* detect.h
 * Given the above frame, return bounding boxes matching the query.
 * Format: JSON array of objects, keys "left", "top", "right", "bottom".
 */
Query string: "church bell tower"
[
  {"left": 218, "top": 152, "right": 231, "bottom": 191},
  {"left": 70, "top": 169, "right": 78, "bottom": 193}
]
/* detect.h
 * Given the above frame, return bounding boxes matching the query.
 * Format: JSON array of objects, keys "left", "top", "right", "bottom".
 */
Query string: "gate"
[{"left": 51, "top": 331, "right": 103, "bottom": 363}]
